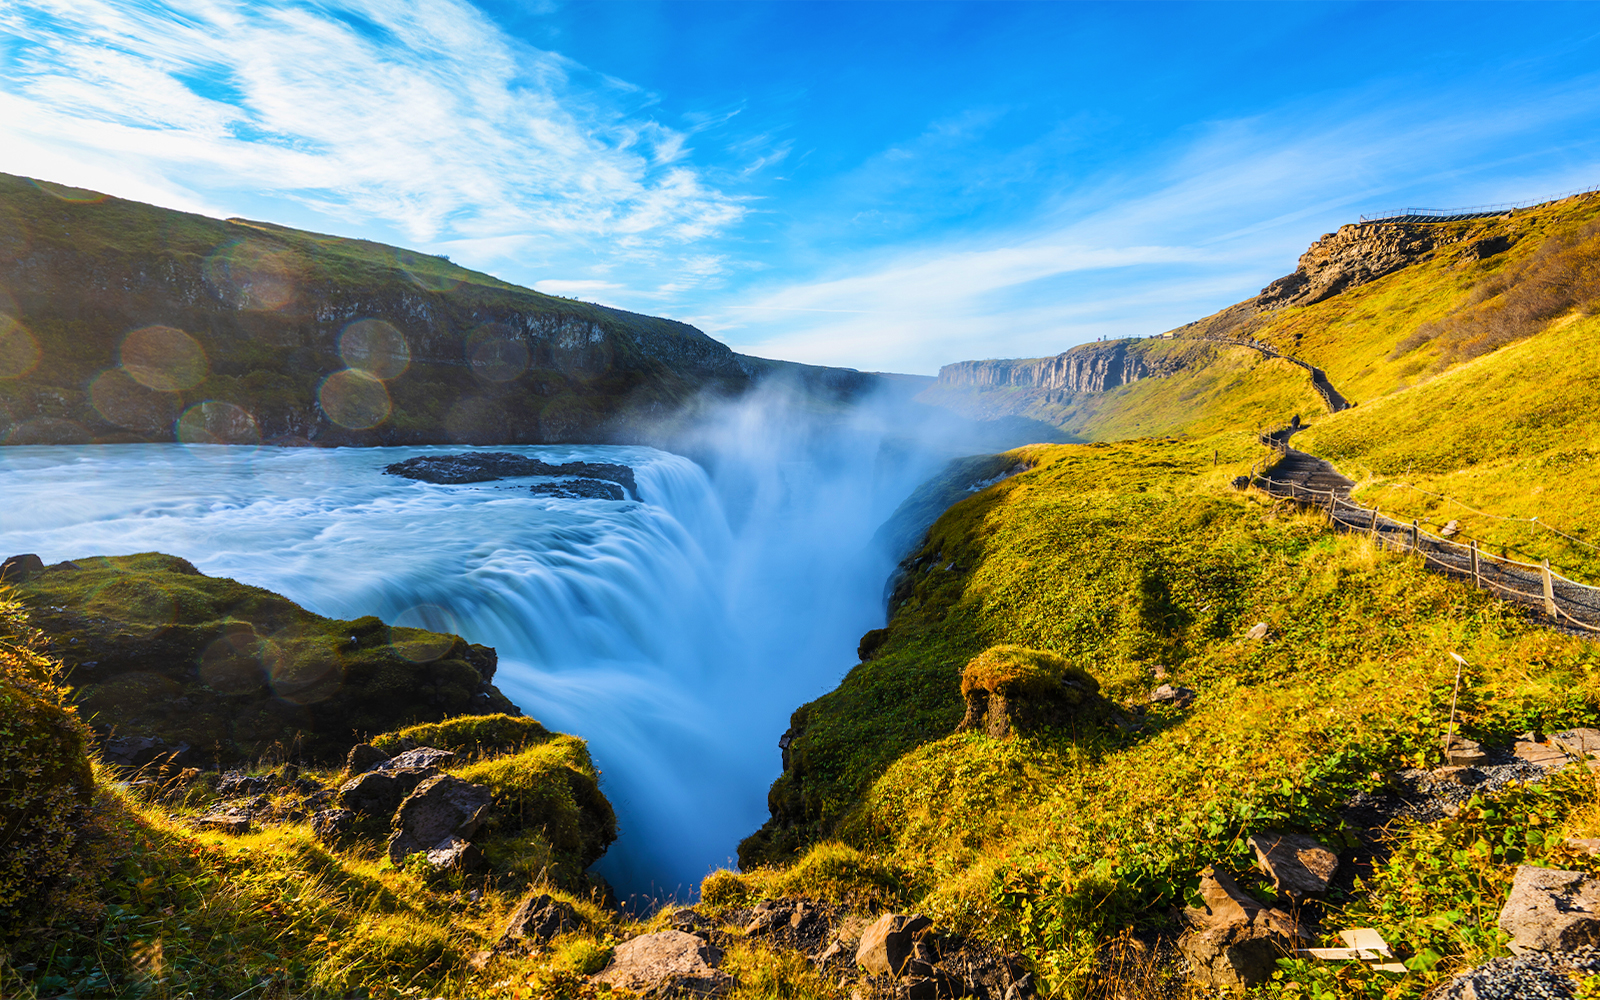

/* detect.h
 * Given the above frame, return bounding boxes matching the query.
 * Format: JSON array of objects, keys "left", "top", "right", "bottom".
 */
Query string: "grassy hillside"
[{"left": 0, "top": 173, "right": 891, "bottom": 448}]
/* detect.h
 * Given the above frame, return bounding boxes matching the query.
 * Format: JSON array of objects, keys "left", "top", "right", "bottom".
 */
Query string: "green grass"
[{"left": 737, "top": 430, "right": 1600, "bottom": 996}]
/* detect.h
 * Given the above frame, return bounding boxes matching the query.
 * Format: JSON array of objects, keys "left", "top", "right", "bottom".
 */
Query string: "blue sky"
[{"left": 3, "top": 1, "right": 1600, "bottom": 374}]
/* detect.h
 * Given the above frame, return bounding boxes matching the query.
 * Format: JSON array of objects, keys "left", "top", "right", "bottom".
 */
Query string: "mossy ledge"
[{"left": 10, "top": 551, "right": 520, "bottom": 765}]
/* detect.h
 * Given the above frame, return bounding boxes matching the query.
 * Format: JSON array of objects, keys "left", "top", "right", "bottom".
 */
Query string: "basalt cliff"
[{"left": 0, "top": 173, "right": 918, "bottom": 447}]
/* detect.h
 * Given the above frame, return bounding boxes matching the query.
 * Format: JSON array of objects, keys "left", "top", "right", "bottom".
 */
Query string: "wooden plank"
[{"left": 1544, "top": 559, "right": 1558, "bottom": 617}]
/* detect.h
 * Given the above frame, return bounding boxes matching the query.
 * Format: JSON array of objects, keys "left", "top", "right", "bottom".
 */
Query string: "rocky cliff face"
[
  {"left": 936, "top": 339, "right": 1185, "bottom": 393},
  {"left": 0, "top": 174, "right": 889, "bottom": 447},
  {"left": 1254, "top": 221, "right": 1483, "bottom": 310}
]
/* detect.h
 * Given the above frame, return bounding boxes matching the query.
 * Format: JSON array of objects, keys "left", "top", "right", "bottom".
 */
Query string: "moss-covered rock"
[
  {"left": 957, "top": 644, "right": 1101, "bottom": 738},
  {"left": 16, "top": 552, "right": 519, "bottom": 764},
  {"left": 371, "top": 714, "right": 551, "bottom": 758},
  {"left": 456, "top": 736, "right": 616, "bottom": 881}
]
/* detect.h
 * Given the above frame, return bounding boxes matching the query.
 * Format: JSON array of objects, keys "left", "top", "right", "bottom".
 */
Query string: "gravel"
[{"left": 1429, "top": 945, "right": 1600, "bottom": 999}]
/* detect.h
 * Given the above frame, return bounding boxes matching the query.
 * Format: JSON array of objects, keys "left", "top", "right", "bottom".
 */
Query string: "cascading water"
[{"left": 0, "top": 392, "right": 988, "bottom": 900}]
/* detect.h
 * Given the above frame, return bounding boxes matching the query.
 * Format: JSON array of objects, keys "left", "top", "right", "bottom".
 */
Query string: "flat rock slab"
[
  {"left": 1550, "top": 729, "right": 1600, "bottom": 759},
  {"left": 1513, "top": 740, "right": 1572, "bottom": 768},
  {"left": 1498, "top": 866, "right": 1600, "bottom": 955},
  {"left": 376, "top": 747, "right": 457, "bottom": 772},
  {"left": 1180, "top": 868, "right": 1305, "bottom": 989},
  {"left": 192, "top": 810, "right": 251, "bottom": 835},
  {"left": 1249, "top": 831, "right": 1339, "bottom": 894},
  {"left": 856, "top": 913, "right": 934, "bottom": 976},
  {"left": 593, "top": 930, "right": 733, "bottom": 996}
]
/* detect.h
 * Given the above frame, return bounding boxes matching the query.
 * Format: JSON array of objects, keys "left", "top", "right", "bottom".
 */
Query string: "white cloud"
[{"left": 0, "top": 0, "right": 743, "bottom": 272}]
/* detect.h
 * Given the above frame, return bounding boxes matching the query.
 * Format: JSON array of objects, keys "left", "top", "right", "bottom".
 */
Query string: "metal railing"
[{"left": 1359, "top": 186, "right": 1600, "bottom": 225}]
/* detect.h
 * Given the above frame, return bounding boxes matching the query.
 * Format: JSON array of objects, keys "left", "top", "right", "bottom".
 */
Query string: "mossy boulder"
[
  {"left": 16, "top": 553, "right": 520, "bottom": 764},
  {"left": 957, "top": 645, "right": 1101, "bottom": 738},
  {"left": 456, "top": 736, "right": 616, "bottom": 880},
  {"left": 371, "top": 714, "right": 551, "bottom": 758}
]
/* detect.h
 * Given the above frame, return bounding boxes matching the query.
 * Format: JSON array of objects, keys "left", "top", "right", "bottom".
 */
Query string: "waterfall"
[{"left": 0, "top": 392, "right": 976, "bottom": 900}]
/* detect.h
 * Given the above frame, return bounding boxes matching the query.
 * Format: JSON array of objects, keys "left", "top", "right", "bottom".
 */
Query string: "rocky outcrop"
[
  {"left": 386, "top": 773, "right": 493, "bottom": 865},
  {"left": 1256, "top": 222, "right": 1474, "bottom": 311},
  {"left": 592, "top": 930, "right": 735, "bottom": 997},
  {"left": 382, "top": 453, "right": 637, "bottom": 496},
  {"left": 17, "top": 552, "right": 519, "bottom": 766},
  {"left": 1178, "top": 867, "right": 1306, "bottom": 989},
  {"left": 1498, "top": 866, "right": 1600, "bottom": 955},
  {"left": 936, "top": 340, "right": 1185, "bottom": 394}
]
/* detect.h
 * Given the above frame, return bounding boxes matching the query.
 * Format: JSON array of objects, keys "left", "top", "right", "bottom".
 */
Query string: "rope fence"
[{"left": 1246, "top": 466, "right": 1600, "bottom": 633}]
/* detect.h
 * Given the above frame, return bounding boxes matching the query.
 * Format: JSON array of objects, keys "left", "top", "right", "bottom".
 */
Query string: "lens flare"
[
  {"left": 319, "top": 369, "right": 392, "bottom": 429},
  {"left": 27, "top": 178, "right": 106, "bottom": 203},
  {"left": 177, "top": 401, "right": 261, "bottom": 446},
  {"left": 120, "top": 326, "right": 207, "bottom": 392},
  {"left": 0, "top": 315, "right": 41, "bottom": 379},
  {"left": 267, "top": 643, "right": 343, "bottom": 705},
  {"left": 199, "top": 629, "right": 269, "bottom": 696},
  {"left": 5, "top": 418, "right": 92, "bottom": 445},
  {"left": 203, "top": 238, "right": 299, "bottom": 311},
  {"left": 338, "top": 319, "right": 411, "bottom": 380},
  {"left": 466, "top": 323, "right": 529, "bottom": 382},
  {"left": 90, "top": 369, "right": 180, "bottom": 436}
]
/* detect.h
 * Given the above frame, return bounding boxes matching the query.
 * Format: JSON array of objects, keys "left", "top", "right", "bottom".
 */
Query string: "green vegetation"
[
  {"left": 371, "top": 715, "right": 554, "bottom": 758},
  {"left": 14, "top": 552, "right": 519, "bottom": 764}
]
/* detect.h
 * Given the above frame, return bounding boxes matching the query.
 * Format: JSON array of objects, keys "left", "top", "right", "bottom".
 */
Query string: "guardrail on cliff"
[
  {"left": 1246, "top": 468, "right": 1600, "bottom": 633},
  {"left": 1186, "top": 337, "right": 1350, "bottom": 413},
  {"left": 1358, "top": 186, "right": 1600, "bottom": 224}
]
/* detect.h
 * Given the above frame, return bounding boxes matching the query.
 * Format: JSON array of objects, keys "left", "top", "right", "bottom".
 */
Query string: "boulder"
[
  {"left": 344, "top": 744, "right": 390, "bottom": 774},
  {"left": 499, "top": 891, "right": 580, "bottom": 950},
  {"left": 1515, "top": 740, "right": 1572, "bottom": 769},
  {"left": 424, "top": 834, "right": 485, "bottom": 873},
  {"left": 310, "top": 808, "right": 354, "bottom": 847},
  {"left": 1248, "top": 831, "right": 1339, "bottom": 894},
  {"left": 0, "top": 553, "right": 44, "bottom": 582},
  {"left": 1178, "top": 867, "right": 1305, "bottom": 988},
  {"left": 1445, "top": 736, "right": 1488, "bottom": 767},
  {"left": 1550, "top": 729, "right": 1600, "bottom": 760},
  {"left": 375, "top": 746, "right": 458, "bottom": 772},
  {"left": 1150, "top": 684, "right": 1196, "bottom": 709},
  {"left": 192, "top": 809, "right": 251, "bottom": 835},
  {"left": 957, "top": 646, "right": 1101, "bottom": 738},
  {"left": 1497, "top": 866, "right": 1600, "bottom": 955},
  {"left": 1566, "top": 839, "right": 1600, "bottom": 856},
  {"left": 592, "top": 930, "right": 734, "bottom": 996},
  {"left": 856, "top": 913, "right": 934, "bottom": 976},
  {"left": 338, "top": 766, "right": 437, "bottom": 818},
  {"left": 102, "top": 735, "right": 193, "bottom": 772},
  {"left": 217, "top": 771, "right": 274, "bottom": 798},
  {"left": 386, "top": 774, "right": 492, "bottom": 865},
  {"left": 1245, "top": 623, "right": 1269, "bottom": 641}
]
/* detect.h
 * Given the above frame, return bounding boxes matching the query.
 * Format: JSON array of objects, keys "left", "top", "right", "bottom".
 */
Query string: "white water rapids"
[{"left": 0, "top": 398, "right": 999, "bottom": 901}]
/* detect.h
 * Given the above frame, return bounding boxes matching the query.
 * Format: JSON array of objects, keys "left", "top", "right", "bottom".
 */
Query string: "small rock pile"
[{"left": 190, "top": 765, "right": 329, "bottom": 835}]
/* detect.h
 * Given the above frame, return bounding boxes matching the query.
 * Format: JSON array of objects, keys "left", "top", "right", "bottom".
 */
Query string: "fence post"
[
  {"left": 1471, "top": 540, "right": 1480, "bottom": 588},
  {"left": 1368, "top": 507, "right": 1379, "bottom": 540},
  {"left": 1544, "top": 559, "right": 1558, "bottom": 618},
  {"left": 1411, "top": 519, "right": 1419, "bottom": 551},
  {"left": 1326, "top": 491, "right": 1336, "bottom": 527}
]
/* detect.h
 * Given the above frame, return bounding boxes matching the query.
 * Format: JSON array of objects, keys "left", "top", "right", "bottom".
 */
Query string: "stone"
[
  {"left": 309, "top": 807, "right": 354, "bottom": 846},
  {"left": 1245, "top": 623, "right": 1269, "bottom": 640},
  {"left": 338, "top": 766, "right": 437, "bottom": 819},
  {"left": 344, "top": 744, "right": 390, "bottom": 774},
  {"left": 1566, "top": 839, "right": 1600, "bottom": 856},
  {"left": 1497, "top": 866, "right": 1600, "bottom": 955},
  {"left": 375, "top": 747, "right": 458, "bottom": 772},
  {"left": 103, "top": 735, "right": 193, "bottom": 772},
  {"left": 1150, "top": 684, "right": 1196, "bottom": 708},
  {"left": 1249, "top": 831, "right": 1339, "bottom": 894},
  {"left": 0, "top": 553, "right": 44, "bottom": 582},
  {"left": 529, "top": 479, "right": 625, "bottom": 501},
  {"left": 193, "top": 809, "right": 251, "bottom": 835},
  {"left": 217, "top": 771, "right": 273, "bottom": 798},
  {"left": 592, "top": 930, "right": 734, "bottom": 996},
  {"left": 1550, "top": 729, "right": 1600, "bottom": 759},
  {"left": 1514, "top": 740, "right": 1571, "bottom": 769},
  {"left": 386, "top": 774, "right": 492, "bottom": 865},
  {"left": 1427, "top": 766, "right": 1486, "bottom": 787},
  {"left": 1445, "top": 736, "right": 1488, "bottom": 766},
  {"left": 500, "top": 891, "right": 580, "bottom": 950},
  {"left": 384, "top": 453, "right": 637, "bottom": 497},
  {"left": 1178, "top": 867, "right": 1305, "bottom": 989},
  {"left": 856, "top": 913, "right": 934, "bottom": 977},
  {"left": 424, "top": 834, "right": 485, "bottom": 873}
]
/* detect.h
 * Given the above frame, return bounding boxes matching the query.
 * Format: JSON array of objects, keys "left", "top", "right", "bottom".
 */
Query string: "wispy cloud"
[{"left": 0, "top": 0, "right": 743, "bottom": 283}]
